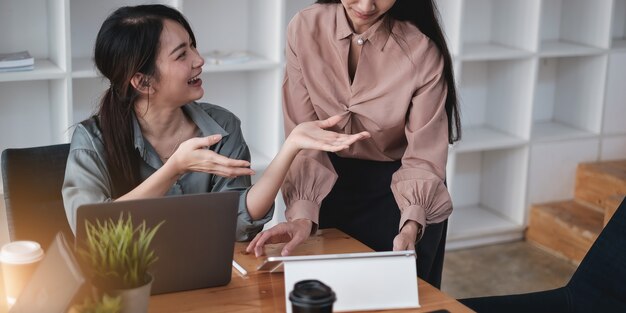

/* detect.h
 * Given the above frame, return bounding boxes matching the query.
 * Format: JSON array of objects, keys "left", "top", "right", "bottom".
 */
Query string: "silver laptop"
[{"left": 75, "top": 192, "right": 239, "bottom": 294}]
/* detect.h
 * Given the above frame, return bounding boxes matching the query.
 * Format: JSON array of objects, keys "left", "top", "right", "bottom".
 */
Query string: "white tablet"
[{"left": 263, "top": 251, "right": 420, "bottom": 313}]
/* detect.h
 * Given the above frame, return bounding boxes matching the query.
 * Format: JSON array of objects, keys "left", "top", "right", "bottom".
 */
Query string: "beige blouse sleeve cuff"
[
  {"left": 282, "top": 155, "right": 338, "bottom": 233},
  {"left": 391, "top": 168, "right": 452, "bottom": 239},
  {"left": 285, "top": 199, "right": 321, "bottom": 234}
]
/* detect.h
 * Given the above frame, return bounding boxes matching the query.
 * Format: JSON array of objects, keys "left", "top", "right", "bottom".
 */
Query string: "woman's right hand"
[
  {"left": 168, "top": 135, "right": 255, "bottom": 178},
  {"left": 246, "top": 219, "right": 313, "bottom": 257}
]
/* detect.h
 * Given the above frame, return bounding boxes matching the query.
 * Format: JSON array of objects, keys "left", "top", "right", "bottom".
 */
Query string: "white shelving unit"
[
  {"left": 439, "top": 0, "right": 626, "bottom": 249},
  {"left": 0, "top": 0, "right": 624, "bottom": 249}
]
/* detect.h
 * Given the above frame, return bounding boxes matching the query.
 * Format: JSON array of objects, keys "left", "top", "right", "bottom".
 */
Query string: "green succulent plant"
[{"left": 79, "top": 213, "right": 164, "bottom": 289}]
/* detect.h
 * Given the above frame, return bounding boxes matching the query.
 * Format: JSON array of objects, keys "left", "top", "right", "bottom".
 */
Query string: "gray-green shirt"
[{"left": 62, "top": 102, "right": 273, "bottom": 241}]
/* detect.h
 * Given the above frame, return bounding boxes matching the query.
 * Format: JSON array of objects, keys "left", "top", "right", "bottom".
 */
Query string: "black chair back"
[{"left": 1, "top": 144, "right": 73, "bottom": 248}]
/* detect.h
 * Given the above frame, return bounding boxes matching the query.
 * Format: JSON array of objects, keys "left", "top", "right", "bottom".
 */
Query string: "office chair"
[
  {"left": 460, "top": 196, "right": 626, "bottom": 313},
  {"left": 1, "top": 144, "right": 73, "bottom": 248}
]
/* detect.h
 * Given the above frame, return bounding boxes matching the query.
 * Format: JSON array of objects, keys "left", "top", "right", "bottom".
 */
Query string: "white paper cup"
[{"left": 0, "top": 241, "right": 44, "bottom": 307}]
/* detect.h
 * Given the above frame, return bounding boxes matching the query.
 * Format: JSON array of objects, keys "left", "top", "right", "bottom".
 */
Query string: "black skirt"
[{"left": 319, "top": 153, "right": 448, "bottom": 288}]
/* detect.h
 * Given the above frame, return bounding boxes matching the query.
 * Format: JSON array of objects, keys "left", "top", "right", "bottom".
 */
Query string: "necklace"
[{"left": 161, "top": 117, "right": 186, "bottom": 161}]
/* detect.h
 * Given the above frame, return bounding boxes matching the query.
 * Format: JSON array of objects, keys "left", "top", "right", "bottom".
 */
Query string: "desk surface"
[{"left": 148, "top": 229, "right": 473, "bottom": 312}]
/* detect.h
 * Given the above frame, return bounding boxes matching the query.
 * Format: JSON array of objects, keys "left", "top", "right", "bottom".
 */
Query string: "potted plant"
[{"left": 78, "top": 213, "right": 163, "bottom": 313}]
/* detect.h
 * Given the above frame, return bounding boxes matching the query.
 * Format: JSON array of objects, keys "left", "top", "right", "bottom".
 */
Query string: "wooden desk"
[{"left": 148, "top": 229, "right": 473, "bottom": 312}]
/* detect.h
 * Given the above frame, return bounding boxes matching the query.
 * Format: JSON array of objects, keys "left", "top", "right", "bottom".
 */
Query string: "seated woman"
[{"left": 62, "top": 4, "right": 369, "bottom": 241}]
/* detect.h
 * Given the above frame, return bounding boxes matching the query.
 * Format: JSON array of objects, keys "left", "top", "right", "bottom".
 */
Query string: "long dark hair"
[
  {"left": 316, "top": 0, "right": 461, "bottom": 143},
  {"left": 93, "top": 5, "right": 196, "bottom": 197}
]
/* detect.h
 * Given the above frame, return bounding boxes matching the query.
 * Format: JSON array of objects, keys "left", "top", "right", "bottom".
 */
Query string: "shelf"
[
  {"left": 460, "top": 0, "right": 540, "bottom": 56},
  {"left": 459, "top": 59, "right": 535, "bottom": 142},
  {"left": 447, "top": 205, "right": 525, "bottom": 250},
  {"left": 531, "top": 121, "right": 597, "bottom": 143},
  {"left": 533, "top": 55, "right": 607, "bottom": 136},
  {"left": 461, "top": 43, "right": 532, "bottom": 61},
  {"left": 448, "top": 148, "right": 529, "bottom": 248},
  {"left": 539, "top": 0, "right": 612, "bottom": 50},
  {"left": 71, "top": 57, "right": 98, "bottom": 78},
  {"left": 0, "top": 59, "right": 65, "bottom": 82},
  {"left": 452, "top": 126, "right": 526, "bottom": 152},
  {"left": 539, "top": 40, "right": 605, "bottom": 57}
]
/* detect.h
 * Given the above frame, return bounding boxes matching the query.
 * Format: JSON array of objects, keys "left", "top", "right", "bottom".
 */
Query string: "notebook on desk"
[{"left": 75, "top": 192, "right": 239, "bottom": 294}]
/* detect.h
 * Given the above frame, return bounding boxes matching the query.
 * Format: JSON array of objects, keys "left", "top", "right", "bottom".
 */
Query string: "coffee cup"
[
  {"left": 0, "top": 241, "right": 44, "bottom": 307},
  {"left": 289, "top": 279, "right": 336, "bottom": 313}
]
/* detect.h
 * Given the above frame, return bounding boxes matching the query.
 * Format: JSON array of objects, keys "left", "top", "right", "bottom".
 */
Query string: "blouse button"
[{"left": 356, "top": 37, "right": 364, "bottom": 45}]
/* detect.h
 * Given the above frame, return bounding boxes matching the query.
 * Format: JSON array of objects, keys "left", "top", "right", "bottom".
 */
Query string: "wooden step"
[
  {"left": 526, "top": 200, "right": 603, "bottom": 264},
  {"left": 604, "top": 194, "right": 625, "bottom": 226},
  {"left": 575, "top": 160, "right": 626, "bottom": 213}
]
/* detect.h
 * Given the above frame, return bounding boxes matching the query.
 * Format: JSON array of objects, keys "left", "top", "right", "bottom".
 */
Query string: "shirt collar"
[
  {"left": 132, "top": 102, "right": 229, "bottom": 158},
  {"left": 335, "top": 4, "right": 391, "bottom": 51}
]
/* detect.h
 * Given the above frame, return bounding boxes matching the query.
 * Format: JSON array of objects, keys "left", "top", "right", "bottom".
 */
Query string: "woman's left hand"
[
  {"left": 285, "top": 115, "right": 371, "bottom": 153},
  {"left": 393, "top": 220, "right": 421, "bottom": 251}
]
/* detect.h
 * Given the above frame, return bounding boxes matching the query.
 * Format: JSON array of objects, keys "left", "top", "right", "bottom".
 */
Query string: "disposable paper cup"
[{"left": 0, "top": 241, "right": 44, "bottom": 307}]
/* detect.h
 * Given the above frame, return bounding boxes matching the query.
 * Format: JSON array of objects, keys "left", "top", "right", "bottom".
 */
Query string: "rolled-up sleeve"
[
  {"left": 390, "top": 42, "right": 452, "bottom": 239},
  {"left": 281, "top": 15, "right": 337, "bottom": 229}
]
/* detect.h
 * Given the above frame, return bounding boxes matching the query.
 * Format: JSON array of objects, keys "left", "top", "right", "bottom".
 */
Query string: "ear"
[{"left": 130, "top": 73, "right": 153, "bottom": 95}]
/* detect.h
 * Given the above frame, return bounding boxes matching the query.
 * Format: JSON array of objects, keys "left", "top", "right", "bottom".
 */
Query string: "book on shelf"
[
  {"left": 205, "top": 50, "right": 253, "bottom": 65},
  {"left": 0, "top": 50, "right": 34, "bottom": 72}
]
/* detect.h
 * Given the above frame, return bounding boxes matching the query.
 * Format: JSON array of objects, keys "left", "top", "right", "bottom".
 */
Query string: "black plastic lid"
[{"left": 289, "top": 280, "right": 336, "bottom": 307}]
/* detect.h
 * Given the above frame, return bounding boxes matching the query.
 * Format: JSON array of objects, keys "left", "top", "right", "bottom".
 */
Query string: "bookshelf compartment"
[
  {"left": 531, "top": 55, "right": 607, "bottom": 142},
  {"left": 0, "top": 0, "right": 67, "bottom": 78},
  {"left": 603, "top": 52, "right": 626, "bottom": 135},
  {"left": 455, "top": 59, "right": 535, "bottom": 152},
  {"left": 181, "top": 0, "right": 282, "bottom": 72},
  {"left": 447, "top": 147, "right": 529, "bottom": 247},
  {"left": 539, "top": 0, "right": 612, "bottom": 56},
  {"left": 0, "top": 81, "right": 63, "bottom": 152},
  {"left": 70, "top": 0, "right": 172, "bottom": 77},
  {"left": 434, "top": 0, "right": 463, "bottom": 55},
  {"left": 460, "top": 0, "right": 539, "bottom": 60},
  {"left": 612, "top": 0, "right": 626, "bottom": 49},
  {"left": 528, "top": 139, "right": 599, "bottom": 204}
]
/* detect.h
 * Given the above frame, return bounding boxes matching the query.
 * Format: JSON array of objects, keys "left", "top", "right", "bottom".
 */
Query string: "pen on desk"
[{"left": 232, "top": 260, "right": 248, "bottom": 276}]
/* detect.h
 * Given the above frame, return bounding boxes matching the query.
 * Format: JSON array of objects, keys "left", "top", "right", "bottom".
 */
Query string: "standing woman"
[
  {"left": 62, "top": 5, "right": 369, "bottom": 241},
  {"left": 247, "top": 0, "right": 460, "bottom": 287}
]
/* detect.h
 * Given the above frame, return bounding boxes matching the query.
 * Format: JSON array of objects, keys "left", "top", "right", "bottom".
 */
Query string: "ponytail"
[{"left": 98, "top": 85, "right": 140, "bottom": 198}]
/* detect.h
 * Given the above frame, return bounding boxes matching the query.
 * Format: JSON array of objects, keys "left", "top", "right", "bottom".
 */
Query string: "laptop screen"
[{"left": 75, "top": 192, "right": 239, "bottom": 294}]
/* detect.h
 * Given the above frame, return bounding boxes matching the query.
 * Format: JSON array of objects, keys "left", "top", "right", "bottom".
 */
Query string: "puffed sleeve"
[
  {"left": 62, "top": 124, "right": 114, "bottom": 234},
  {"left": 281, "top": 14, "right": 337, "bottom": 231},
  {"left": 390, "top": 40, "right": 452, "bottom": 239}
]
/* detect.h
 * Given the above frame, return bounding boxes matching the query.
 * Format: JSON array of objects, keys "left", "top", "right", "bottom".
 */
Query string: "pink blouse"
[{"left": 282, "top": 4, "right": 452, "bottom": 236}]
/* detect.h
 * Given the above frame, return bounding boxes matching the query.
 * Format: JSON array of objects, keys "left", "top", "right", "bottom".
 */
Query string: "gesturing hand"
[
  {"left": 168, "top": 135, "right": 255, "bottom": 178},
  {"left": 286, "top": 115, "right": 370, "bottom": 153},
  {"left": 246, "top": 219, "right": 313, "bottom": 257}
]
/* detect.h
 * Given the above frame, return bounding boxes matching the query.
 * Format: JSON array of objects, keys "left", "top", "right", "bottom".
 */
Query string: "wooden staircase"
[{"left": 526, "top": 160, "right": 626, "bottom": 264}]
